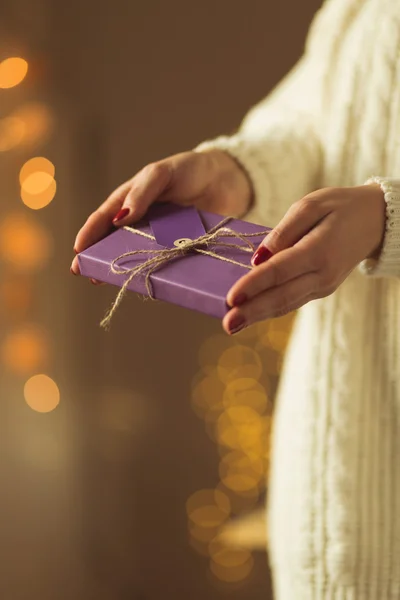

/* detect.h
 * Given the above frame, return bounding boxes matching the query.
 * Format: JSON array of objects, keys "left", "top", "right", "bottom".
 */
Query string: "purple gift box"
[{"left": 78, "top": 203, "right": 270, "bottom": 322}]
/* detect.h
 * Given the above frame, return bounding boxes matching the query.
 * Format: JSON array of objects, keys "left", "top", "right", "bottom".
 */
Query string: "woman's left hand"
[{"left": 223, "top": 184, "right": 386, "bottom": 335}]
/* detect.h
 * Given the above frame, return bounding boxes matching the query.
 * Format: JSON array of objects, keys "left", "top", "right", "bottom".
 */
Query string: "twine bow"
[{"left": 100, "top": 217, "right": 269, "bottom": 329}]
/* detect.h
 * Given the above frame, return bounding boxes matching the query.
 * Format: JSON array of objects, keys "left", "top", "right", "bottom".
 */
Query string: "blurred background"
[{"left": 0, "top": 0, "right": 320, "bottom": 598}]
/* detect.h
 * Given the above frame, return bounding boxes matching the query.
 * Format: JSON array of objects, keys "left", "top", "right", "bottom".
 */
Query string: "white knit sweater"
[{"left": 197, "top": 0, "right": 400, "bottom": 598}]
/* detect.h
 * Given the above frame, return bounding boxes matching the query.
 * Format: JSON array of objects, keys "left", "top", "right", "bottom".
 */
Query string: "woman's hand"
[
  {"left": 71, "top": 150, "right": 252, "bottom": 275},
  {"left": 223, "top": 184, "right": 386, "bottom": 335}
]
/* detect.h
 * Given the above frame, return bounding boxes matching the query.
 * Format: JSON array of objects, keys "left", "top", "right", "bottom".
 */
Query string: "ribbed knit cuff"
[
  {"left": 359, "top": 177, "right": 400, "bottom": 278},
  {"left": 195, "top": 135, "right": 272, "bottom": 225}
]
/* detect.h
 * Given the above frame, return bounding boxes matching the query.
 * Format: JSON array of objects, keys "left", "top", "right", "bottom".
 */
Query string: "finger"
[
  {"left": 74, "top": 180, "right": 132, "bottom": 253},
  {"left": 223, "top": 272, "right": 319, "bottom": 335},
  {"left": 90, "top": 279, "right": 106, "bottom": 286},
  {"left": 70, "top": 256, "right": 105, "bottom": 285},
  {"left": 70, "top": 255, "right": 80, "bottom": 275},
  {"left": 251, "top": 195, "right": 330, "bottom": 266},
  {"left": 112, "top": 161, "right": 173, "bottom": 227},
  {"left": 227, "top": 243, "right": 317, "bottom": 308}
]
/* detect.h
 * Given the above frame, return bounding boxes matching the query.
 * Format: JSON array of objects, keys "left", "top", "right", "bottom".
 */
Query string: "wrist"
[
  {"left": 364, "top": 183, "right": 386, "bottom": 260},
  {"left": 199, "top": 148, "right": 254, "bottom": 218}
]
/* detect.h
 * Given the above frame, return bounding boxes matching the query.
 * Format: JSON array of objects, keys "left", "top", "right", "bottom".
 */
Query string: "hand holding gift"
[{"left": 71, "top": 148, "right": 253, "bottom": 273}]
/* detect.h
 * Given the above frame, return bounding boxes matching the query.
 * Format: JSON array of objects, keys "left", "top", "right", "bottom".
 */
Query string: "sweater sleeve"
[
  {"left": 194, "top": 3, "right": 334, "bottom": 226},
  {"left": 359, "top": 177, "right": 400, "bottom": 278}
]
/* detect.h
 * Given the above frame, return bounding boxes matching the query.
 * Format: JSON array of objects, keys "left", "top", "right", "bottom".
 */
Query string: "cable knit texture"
[{"left": 197, "top": 0, "right": 400, "bottom": 598}]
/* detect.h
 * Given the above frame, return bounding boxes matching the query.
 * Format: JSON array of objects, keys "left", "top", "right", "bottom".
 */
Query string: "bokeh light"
[
  {"left": 198, "top": 334, "right": 236, "bottom": 375},
  {"left": 0, "top": 213, "right": 52, "bottom": 271},
  {"left": 216, "top": 483, "right": 260, "bottom": 513},
  {"left": 24, "top": 374, "right": 60, "bottom": 413},
  {"left": 189, "top": 308, "right": 290, "bottom": 568},
  {"left": 11, "top": 103, "right": 54, "bottom": 147},
  {"left": 221, "top": 472, "right": 261, "bottom": 493},
  {"left": 189, "top": 522, "right": 221, "bottom": 544},
  {"left": 223, "top": 378, "right": 269, "bottom": 413},
  {"left": 21, "top": 177, "right": 57, "bottom": 210},
  {"left": 189, "top": 505, "right": 229, "bottom": 529},
  {"left": 210, "top": 550, "right": 254, "bottom": 583},
  {"left": 218, "top": 345, "right": 263, "bottom": 384},
  {"left": 216, "top": 406, "right": 268, "bottom": 452},
  {"left": 257, "top": 315, "right": 294, "bottom": 349},
  {"left": 1, "top": 325, "right": 49, "bottom": 375},
  {"left": 219, "top": 451, "right": 264, "bottom": 482},
  {"left": 0, "top": 116, "right": 26, "bottom": 151},
  {"left": 19, "top": 156, "right": 55, "bottom": 184},
  {"left": 186, "top": 489, "right": 231, "bottom": 518},
  {"left": 19, "top": 158, "right": 57, "bottom": 209},
  {"left": 191, "top": 371, "right": 225, "bottom": 419},
  {"left": 0, "top": 57, "right": 28, "bottom": 89}
]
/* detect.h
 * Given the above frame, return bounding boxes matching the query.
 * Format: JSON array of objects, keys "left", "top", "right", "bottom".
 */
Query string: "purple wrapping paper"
[{"left": 78, "top": 203, "right": 271, "bottom": 319}]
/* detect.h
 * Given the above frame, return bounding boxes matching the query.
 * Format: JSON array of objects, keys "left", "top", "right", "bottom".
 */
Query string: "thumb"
[{"left": 112, "top": 161, "right": 172, "bottom": 226}]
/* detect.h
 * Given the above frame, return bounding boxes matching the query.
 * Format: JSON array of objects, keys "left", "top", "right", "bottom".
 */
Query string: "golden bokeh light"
[
  {"left": 198, "top": 335, "right": 236, "bottom": 374},
  {"left": 223, "top": 378, "right": 269, "bottom": 413},
  {"left": 24, "top": 374, "right": 60, "bottom": 413},
  {"left": 189, "top": 506, "right": 229, "bottom": 529},
  {"left": 21, "top": 177, "right": 57, "bottom": 210},
  {"left": 221, "top": 473, "right": 261, "bottom": 493},
  {"left": 0, "top": 213, "right": 52, "bottom": 271},
  {"left": 21, "top": 171, "right": 54, "bottom": 195},
  {"left": 12, "top": 103, "right": 54, "bottom": 148},
  {"left": 0, "top": 116, "right": 26, "bottom": 151},
  {"left": 19, "top": 158, "right": 57, "bottom": 209},
  {"left": 189, "top": 522, "right": 220, "bottom": 544},
  {"left": 186, "top": 489, "right": 230, "bottom": 518},
  {"left": 191, "top": 372, "right": 225, "bottom": 419},
  {"left": 210, "top": 543, "right": 252, "bottom": 567},
  {"left": 218, "top": 345, "right": 263, "bottom": 384},
  {"left": 1, "top": 325, "right": 49, "bottom": 375},
  {"left": 19, "top": 157, "right": 55, "bottom": 184},
  {"left": 217, "top": 406, "right": 267, "bottom": 452},
  {"left": 216, "top": 483, "right": 260, "bottom": 513},
  {"left": 0, "top": 278, "right": 32, "bottom": 320},
  {"left": 258, "top": 327, "right": 290, "bottom": 352},
  {"left": 0, "top": 57, "right": 28, "bottom": 89},
  {"left": 210, "top": 552, "right": 254, "bottom": 583},
  {"left": 219, "top": 450, "right": 264, "bottom": 479},
  {"left": 189, "top": 313, "right": 281, "bottom": 566},
  {"left": 257, "top": 314, "right": 294, "bottom": 349}
]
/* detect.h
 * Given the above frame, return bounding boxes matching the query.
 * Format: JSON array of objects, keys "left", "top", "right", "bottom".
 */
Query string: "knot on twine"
[{"left": 100, "top": 217, "right": 269, "bottom": 329}]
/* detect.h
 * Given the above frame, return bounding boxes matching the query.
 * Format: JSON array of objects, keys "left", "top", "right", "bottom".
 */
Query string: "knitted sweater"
[{"left": 197, "top": 0, "right": 400, "bottom": 598}]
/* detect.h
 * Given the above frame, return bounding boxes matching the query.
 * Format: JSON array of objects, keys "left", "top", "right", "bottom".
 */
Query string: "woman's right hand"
[{"left": 71, "top": 149, "right": 253, "bottom": 275}]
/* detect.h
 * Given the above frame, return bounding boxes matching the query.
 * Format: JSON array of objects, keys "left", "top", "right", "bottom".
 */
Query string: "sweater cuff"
[
  {"left": 195, "top": 135, "right": 273, "bottom": 226},
  {"left": 359, "top": 177, "right": 400, "bottom": 278}
]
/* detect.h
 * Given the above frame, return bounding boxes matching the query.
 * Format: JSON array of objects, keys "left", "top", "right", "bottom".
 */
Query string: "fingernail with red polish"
[
  {"left": 112, "top": 207, "right": 130, "bottom": 224},
  {"left": 229, "top": 314, "right": 246, "bottom": 335},
  {"left": 252, "top": 246, "right": 273, "bottom": 266},
  {"left": 232, "top": 293, "right": 247, "bottom": 307}
]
